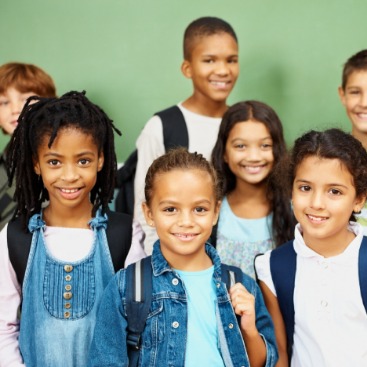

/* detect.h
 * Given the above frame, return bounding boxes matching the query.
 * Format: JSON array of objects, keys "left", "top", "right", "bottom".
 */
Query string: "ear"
[
  {"left": 338, "top": 86, "right": 346, "bottom": 106},
  {"left": 142, "top": 202, "right": 155, "bottom": 227},
  {"left": 212, "top": 200, "right": 222, "bottom": 226},
  {"left": 33, "top": 158, "right": 41, "bottom": 175},
  {"left": 181, "top": 60, "right": 192, "bottom": 79},
  {"left": 223, "top": 151, "right": 228, "bottom": 164},
  {"left": 97, "top": 152, "right": 104, "bottom": 172},
  {"left": 353, "top": 195, "right": 366, "bottom": 214}
]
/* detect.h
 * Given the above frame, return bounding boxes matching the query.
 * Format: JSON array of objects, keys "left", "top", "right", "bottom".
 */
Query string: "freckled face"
[{"left": 142, "top": 169, "right": 220, "bottom": 267}]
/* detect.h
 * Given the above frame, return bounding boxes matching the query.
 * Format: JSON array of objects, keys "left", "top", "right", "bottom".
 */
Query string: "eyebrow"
[
  {"left": 42, "top": 151, "right": 96, "bottom": 158},
  {"left": 295, "top": 179, "right": 349, "bottom": 188}
]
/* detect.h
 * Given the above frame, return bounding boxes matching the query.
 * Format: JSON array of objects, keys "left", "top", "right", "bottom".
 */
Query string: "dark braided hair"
[
  {"left": 7, "top": 90, "right": 121, "bottom": 226},
  {"left": 211, "top": 100, "right": 296, "bottom": 247}
]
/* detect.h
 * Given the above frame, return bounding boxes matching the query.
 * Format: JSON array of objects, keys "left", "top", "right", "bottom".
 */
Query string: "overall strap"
[
  {"left": 106, "top": 211, "right": 133, "bottom": 272},
  {"left": 7, "top": 216, "right": 32, "bottom": 286},
  {"left": 270, "top": 240, "right": 296, "bottom": 360},
  {"left": 126, "top": 256, "right": 153, "bottom": 367},
  {"left": 155, "top": 105, "right": 189, "bottom": 151},
  {"left": 8, "top": 211, "right": 133, "bottom": 286},
  {"left": 358, "top": 236, "right": 367, "bottom": 312}
]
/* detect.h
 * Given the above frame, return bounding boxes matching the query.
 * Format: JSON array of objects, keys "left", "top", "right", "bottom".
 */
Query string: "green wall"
[{"left": 1, "top": 0, "right": 366, "bottom": 161}]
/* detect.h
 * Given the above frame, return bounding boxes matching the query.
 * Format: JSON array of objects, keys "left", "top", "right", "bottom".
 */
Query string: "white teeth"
[
  {"left": 211, "top": 81, "right": 227, "bottom": 87},
  {"left": 244, "top": 166, "right": 263, "bottom": 173},
  {"left": 357, "top": 113, "right": 367, "bottom": 118},
  {"left": 61, "top": 188, "right": 78, "bottom": 193},
  {"left": 176, "top": 233, "right": 194, "bottom": 238},
  {"left": 308, "top": 215, "right": 326, "bottom": 222}
]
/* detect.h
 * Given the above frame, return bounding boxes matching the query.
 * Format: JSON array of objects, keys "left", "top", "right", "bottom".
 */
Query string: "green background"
[{"left": 1, "top": 0, "right": 366, "bottom": 161}]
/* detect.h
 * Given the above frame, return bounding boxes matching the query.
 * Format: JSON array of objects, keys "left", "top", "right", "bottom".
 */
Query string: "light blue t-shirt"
[
  {"left": 216, "top": 196, "right": 274, "bottom": 278},
  {"left": 175, "top": 266, "right": 225, "bottom": 367}
]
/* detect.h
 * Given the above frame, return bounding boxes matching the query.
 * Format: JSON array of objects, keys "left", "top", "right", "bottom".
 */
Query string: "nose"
[
  {"left": 310, "top": 190, "right": 325, "bottom": 210},
  {"left": 246, "top": 146, "right": 261, "bottom": 161},
  {"left": 360, "top": 92, "right": 367, "bottom": 107},
  {"left": 61, "top": 165, "right": 79, "bottom": 182},
  {"left": 11, "top": 99, "right": 25, "bottom": 115},
  {"left": 215, "top": 61, "right": 230, "bottom": 76},
  {"left": 177, "top": 210, "right": 194, "bottom": 227}
]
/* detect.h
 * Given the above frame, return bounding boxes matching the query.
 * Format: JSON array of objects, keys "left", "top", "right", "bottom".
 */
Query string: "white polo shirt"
[{"left": 255, "top": 222, "right": 367, "bottom": 367}]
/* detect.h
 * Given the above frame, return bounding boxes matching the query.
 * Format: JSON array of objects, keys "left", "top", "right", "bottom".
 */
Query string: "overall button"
[
  {"left": 64, "top": 265, "right": 73, "bottom": 273},
  {"left": 65, "top": 284, "right": 72, "bottom": 291},
  {"left": 228, "top": 323, "right": 234, "bottom": 329},
  {"left": 172, "top": 321, "right": 179, "bottom": 328},
  {"left": 63, "top": 292, "right": 73, "bottom": 300},
  {"left": 172, "top": 278, "right": 179, "bottom": 286},
  {"left": 64, "top": 302, "right": 71, "bottom": 309},
  {"left": 65, "top": 275, "right": 72, "bottom": 281},
  {"left": 64, "top": 311, "right": 71, "bottom": 319}
]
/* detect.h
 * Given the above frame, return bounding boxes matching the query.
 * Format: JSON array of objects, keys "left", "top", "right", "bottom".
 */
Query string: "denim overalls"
[{"left": 19, "top": 211, "right": 115, "bottom": 367}]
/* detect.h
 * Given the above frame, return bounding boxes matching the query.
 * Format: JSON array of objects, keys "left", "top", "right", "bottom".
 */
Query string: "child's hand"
[{"left": 229, "top": 283, "right": 257, "bottom": 336}]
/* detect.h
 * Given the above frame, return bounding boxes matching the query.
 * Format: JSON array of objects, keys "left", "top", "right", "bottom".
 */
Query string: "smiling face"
[
  {"left": 224, "top": 120, "right": 274, "bottom": 187},
  {"left": 292, "top": 156, "right": 365, "bottom": 251},
  {"left": 33, "top": 127, "right": 104, "bottom": 216},
  {"left": 142, "top": 168, "right": 220, "bottom": 270},
  {"left": 339, "top": 70, "right": 367, "bottom": 141},
  {"left": 181, "top": 32, "right": 239, "bottom": 107},
  {"left": 0, "top": 87, "right": 36, "bottom": 135}
]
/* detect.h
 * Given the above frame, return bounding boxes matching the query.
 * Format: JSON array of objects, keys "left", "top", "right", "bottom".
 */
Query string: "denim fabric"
[
  {"left": 88, "top": 242, "right": 278, "bottom": 367},
  {"left": 19, "top": 211, "right": 115, "bottom": 367}
]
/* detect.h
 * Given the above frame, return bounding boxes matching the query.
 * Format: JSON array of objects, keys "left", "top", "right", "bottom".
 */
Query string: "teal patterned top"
[{"left": 216, "top": 197, "right": 274, "bottom": 279}]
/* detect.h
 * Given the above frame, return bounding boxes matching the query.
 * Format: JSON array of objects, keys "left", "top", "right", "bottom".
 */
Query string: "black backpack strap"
[
  {"left": 106, "top": 211, "right": 133, "bottom": 272},
  {"left": 270, "top": 240, "right": 296, "bottom": 360},
  {"left": 208, "top": 223, "right": 218, "bottom": 248},
  {"left": 7, "top": 216, "right": 32, "bottom": 286},
  {"left": 358, "top": 236, "right": 367, "bottom": 313},
  {"left": 126, "top": 256, "right": 153, "bottom": 367},
  {"left": 155, "top": 105, "right": 189, "bottom": 151}
]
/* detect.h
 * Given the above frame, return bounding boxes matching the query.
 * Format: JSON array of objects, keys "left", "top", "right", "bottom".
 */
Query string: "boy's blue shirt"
[{"left": 88, "top": 242, "right": 278, "bottom": 367}]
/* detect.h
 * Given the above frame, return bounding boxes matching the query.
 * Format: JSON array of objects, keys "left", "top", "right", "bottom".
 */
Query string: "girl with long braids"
[{"left": 0, "top": 91, "right": 145, "bottom": 366}]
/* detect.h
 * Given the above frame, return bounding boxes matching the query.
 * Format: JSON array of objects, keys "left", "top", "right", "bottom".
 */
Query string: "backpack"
[
  {"left": 125, "top": 257, "right": 243, "bottom": 367},
  {"left": 115, "top": 105, "right": 188, "bottom": 215},
  {"left": 270, "top": 237, "right": 367, "bottom": 361},
  {"left": 7, "top": 210, "right": 133, "bottom": 286},
  {"left": 0, "top": 157, "right": 16, "bottom": 230}
]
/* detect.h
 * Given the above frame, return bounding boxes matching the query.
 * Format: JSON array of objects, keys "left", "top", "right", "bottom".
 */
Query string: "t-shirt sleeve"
[
  {"left": 0, "top": 224, "right": 25, "bottom": 366},
  {"left": 133, "top": 115, "right": 165, "bottom": 255},
  {"left": 254, "top": 250, "right": 276, "bottom": 296}
]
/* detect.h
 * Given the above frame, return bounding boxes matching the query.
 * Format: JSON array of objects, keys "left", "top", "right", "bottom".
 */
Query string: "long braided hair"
[{"left": 7, "top": 90, "right": 121, "bottom": 227}]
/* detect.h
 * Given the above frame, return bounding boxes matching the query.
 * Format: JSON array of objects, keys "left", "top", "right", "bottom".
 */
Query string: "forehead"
[
  {"left": 38, "top": 127, "right": 98, "bottom": 152},
  {"left": 228, "top": 120, "right": 271, "bottom": 140},
  {"left": 345, "top": 69, "right": 367, "bottom": 87},
  {"left": 188, "top": 32, "right": 238, "bottom": 59},
  {"left": 152, "top": 169, "right": 214, "bottom": 195},
  {"left": 295, "top": 157, "right": 354, "bottom": 185}
]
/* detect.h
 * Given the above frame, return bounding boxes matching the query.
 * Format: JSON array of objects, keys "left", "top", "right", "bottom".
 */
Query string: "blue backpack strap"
[
  {"left": 125, "top": 256, "right": 153, "bottom": 367},
  {"left": 221, "top": 263, "right": 243, "bottom": 325},
  {"left": 270, "top": 240, "right": 296, "bottom": 359},
  {"left": 358, "top": 236, "right": 367, "bottom": 312},
  {"left": 155, "top": 105, "right": 189, "bottom": 151}
]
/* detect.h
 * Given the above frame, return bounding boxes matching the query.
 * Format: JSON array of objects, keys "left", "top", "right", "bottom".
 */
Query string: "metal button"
[
  {"left": 321, "top": 300, "right": 328, "bottom": 308},
  {"left": 65, "top": 275, "right": 72, "bottom": 281},
  {"left": 63, "top": 292, "right": 73, "bottom": 300},
  {"left": 65, "top": 284, "right": 72, "bottom": 291},
  {"left": 216, "top": 283, "right": 221, "bottom": 288},
  {"left": 64, "top": 265, "right": 73, "bottom": 272},
  {"left": 172, "top": 278, "right": 179, "bottom": 286},
  {"left": 172, "top": 321, "right": 179, "bottom": 328},
  {"left": 64, "top": 302, "right": 71, "bottom": 309},
  {"left": 228, "top": 323, "right": 234, "bottom": 329},
  {"left": 64, "top": 311, "right": 71, "bottom": 318}
]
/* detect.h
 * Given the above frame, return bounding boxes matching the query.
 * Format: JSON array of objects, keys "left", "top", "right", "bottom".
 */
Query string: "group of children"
[{"left": 0, "top": 14, "right": 366, "bottom": 367}]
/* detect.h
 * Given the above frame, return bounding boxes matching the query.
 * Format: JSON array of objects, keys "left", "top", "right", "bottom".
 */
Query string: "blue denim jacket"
[{"left": 88, "top": 242, "right": 278, "bottom": 367}]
